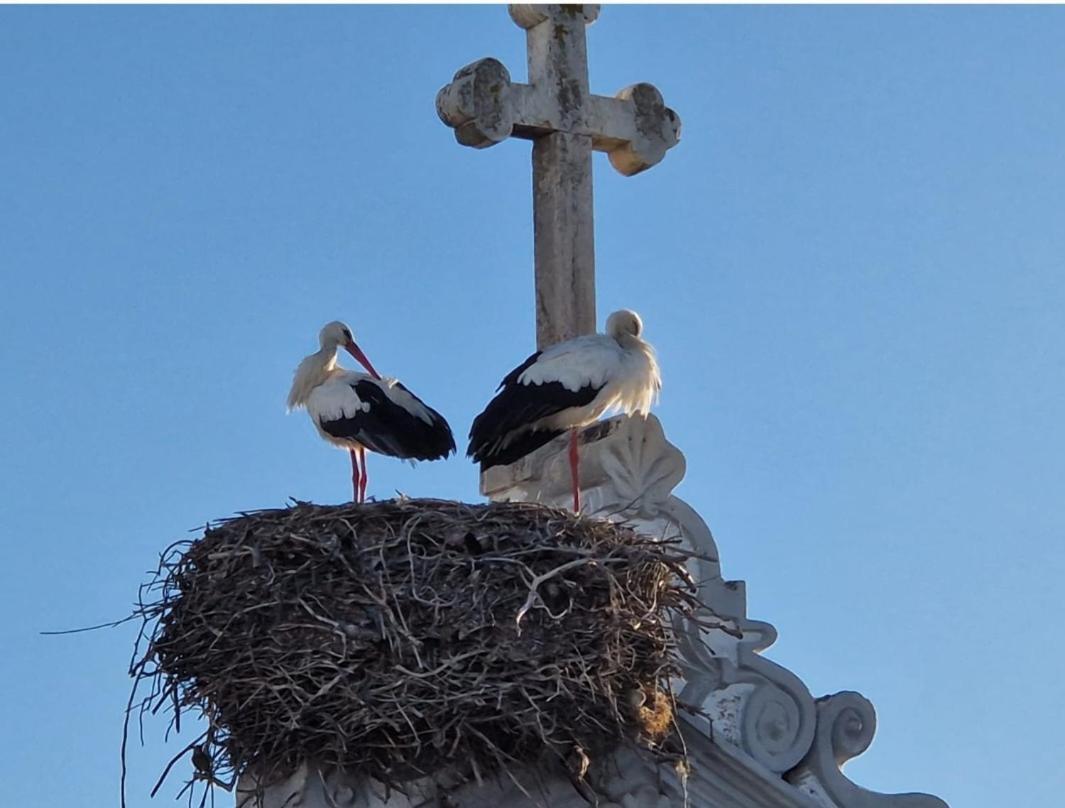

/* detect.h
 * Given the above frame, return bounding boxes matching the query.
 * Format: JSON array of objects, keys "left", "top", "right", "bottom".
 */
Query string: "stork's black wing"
[
  {"left": 320, "top": 379, "right": 455, "bottom": 461},
  {"left": 467, "top": 351, "right": 601, "bottom": 468}
]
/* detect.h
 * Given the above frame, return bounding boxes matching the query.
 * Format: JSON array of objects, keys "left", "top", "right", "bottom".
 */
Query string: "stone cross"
[{"left": 437, "top": 4, "right": 681, "bottom": 349}]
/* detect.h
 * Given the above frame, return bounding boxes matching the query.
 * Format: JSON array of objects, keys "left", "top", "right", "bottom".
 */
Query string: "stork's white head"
[
  {"left": 318, "top": 320, "right": 381, "bottom": 380},
  {"left": 606, "top": 309, "right": 644, "bottom": 340},
  {"left": 319, "top": 320, "right": 354, "bottom": 350}
]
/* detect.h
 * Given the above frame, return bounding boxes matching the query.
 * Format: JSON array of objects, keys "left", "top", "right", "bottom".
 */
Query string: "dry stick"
[
  {"left": 119, "top": 671, "right": 141, "bottom": 808},
  {"left": 513, "top": 558, "right": 601, "bottom": 633},
  {"left": 151, "top": 731, "right": 209, "bottom": 798},
  {"left": 40, "top": 613, "right": 140, "bottom": 635}
]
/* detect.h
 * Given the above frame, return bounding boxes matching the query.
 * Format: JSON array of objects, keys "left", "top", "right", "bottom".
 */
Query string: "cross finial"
[{"left": 437, "top": 4, "right": 681, "bottom": 349}]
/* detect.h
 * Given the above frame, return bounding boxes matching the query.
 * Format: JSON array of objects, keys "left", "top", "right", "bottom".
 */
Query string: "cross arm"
[{"left": 436, "top": 58, "right": 681, "bottom": 177}]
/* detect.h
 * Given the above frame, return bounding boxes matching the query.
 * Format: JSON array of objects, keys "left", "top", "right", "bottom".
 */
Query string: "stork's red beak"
[{"left": 345, "top": 341, "right": 382, "bottom": 380}]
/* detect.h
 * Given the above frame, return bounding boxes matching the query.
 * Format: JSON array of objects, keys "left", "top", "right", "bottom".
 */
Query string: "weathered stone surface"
[
  {"left": 435, "top": 58, "right": 514, "bottom": 149},
  {"left": 605, "top": 84, "right": 683, "bottom": 176},
  {"left": 532, "top": 131, "right": 596, "bottom": 344},
  {"left": 508, "top": 4, "right": 601, "bottom": 31},
  {"left": 436, "top": 4, "right": 680, "bottom": 349}
]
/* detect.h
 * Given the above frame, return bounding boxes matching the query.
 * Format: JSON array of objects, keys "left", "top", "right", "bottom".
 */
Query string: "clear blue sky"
[{"left": 2, "top": 5, "right": 1062, "bottom": 806}]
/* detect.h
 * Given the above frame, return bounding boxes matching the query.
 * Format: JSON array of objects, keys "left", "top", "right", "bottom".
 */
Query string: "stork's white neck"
[
  {"left": 613, "top": 331, "right": 661, "bottom": 414},
  {"left": 287, "top": 346, "right": 340, "bottom": 410},
  {"left": 614, "top": 331, "right": 655, "bottom": 366}
]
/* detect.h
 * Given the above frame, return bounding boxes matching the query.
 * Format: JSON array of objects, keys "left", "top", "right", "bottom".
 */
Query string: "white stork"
[
  {"left": 287, "top": 321, "right": 455, "bottom": 502},
  {"left": 468, "top": 309, "right": 661, "bottom": 512}
]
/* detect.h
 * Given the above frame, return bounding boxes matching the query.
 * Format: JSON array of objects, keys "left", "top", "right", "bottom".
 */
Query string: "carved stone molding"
[
  {"left": 481, "top": 415, "right": 685, "bottom": 521},
  {"left": 787, "top": 692, "right": 949, "bottom": 808},
  {"left": 236, "top": 730, "right": 817, "bottom": 808}
]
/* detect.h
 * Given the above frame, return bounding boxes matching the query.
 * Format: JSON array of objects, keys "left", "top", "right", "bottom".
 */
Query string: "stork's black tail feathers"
[
  {"left": 467, "top": 349, "right": 598, "bottom": 469},
  {"left": 468, "top": 424, "right": 563, "bottom": 469},
  {"left": 320, "top": 380, "right": 456, "bottom": 461}
]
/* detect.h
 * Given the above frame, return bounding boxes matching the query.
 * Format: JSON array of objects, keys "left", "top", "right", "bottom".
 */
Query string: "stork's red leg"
[
  {"left": 569, "top": 427, "right": 581, "bottom": 513},
  {"left": 349, "top": 449, "right": 361, "bottom": 504},
  {"left": 357, "top": 446, "right": 368, "bottom": 504}
]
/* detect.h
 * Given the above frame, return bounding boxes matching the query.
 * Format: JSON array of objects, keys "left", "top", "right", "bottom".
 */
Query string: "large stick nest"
[{"left": 129, "top": 498, "right": 707, "bottom": 803}]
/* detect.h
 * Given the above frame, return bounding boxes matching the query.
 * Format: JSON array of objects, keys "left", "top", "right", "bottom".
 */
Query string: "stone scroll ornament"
[{"left": 787, "top": 692, "right": 950, "bottom": 808}]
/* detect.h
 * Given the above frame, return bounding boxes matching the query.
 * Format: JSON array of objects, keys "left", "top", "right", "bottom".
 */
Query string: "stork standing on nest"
[
  {"left": 288, "top": 321, "right": 455, "bottom": 503},
  {"left": 468, "top": 309, "right": 661, "bottom": 512}
]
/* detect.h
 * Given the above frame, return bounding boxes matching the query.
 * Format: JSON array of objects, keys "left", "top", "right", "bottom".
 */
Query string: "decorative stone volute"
[{"left": 787, "top": 693, "right": 950, "bottom": 808}]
